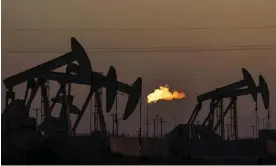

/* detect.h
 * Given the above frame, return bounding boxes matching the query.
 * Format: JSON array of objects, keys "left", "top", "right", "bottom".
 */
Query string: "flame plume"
[{"left": 147, "top": 85, "right": 185, "bottom": 104}]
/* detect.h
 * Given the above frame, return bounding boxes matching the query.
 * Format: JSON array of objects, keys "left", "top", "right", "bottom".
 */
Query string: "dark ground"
[
  {"left": 2, "top": 132, "right": 276, "bottom": 165},
  {"left": 2, "top": 146, "right": 276, "bottom": 165}
]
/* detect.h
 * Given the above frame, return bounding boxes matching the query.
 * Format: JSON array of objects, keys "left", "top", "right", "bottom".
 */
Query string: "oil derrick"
[
  {"left": 2, "top": 37, "right": 142, "bottom": 142},
  {"left": 188, "top": 68, "right": 269, "bottom": 140}
]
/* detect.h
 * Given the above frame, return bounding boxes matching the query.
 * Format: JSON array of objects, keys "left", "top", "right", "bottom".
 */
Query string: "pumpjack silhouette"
[
  {"left": 162, "top": 68, "right": 273, "bottom": 162},
  {"left": 2, "top": 37, "right": 142, "bottom": 164},
  {"left": 187, "top": 68, "right": 270, "bottom": 140}
]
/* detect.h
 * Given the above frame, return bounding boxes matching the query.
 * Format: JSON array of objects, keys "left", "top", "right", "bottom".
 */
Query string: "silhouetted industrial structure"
[
  {"left": 109, "top": 68, "right": 275, "bottom": 161},
  {"left": 155, "top": 68, "right": 275, "bottom": 160},
  {"left": 2, "top": 37, "right": 143, "bottom": 164},
  {"left": 1, "top": 38, "right": 276, "bottom": 164},
  {"left": 187, "top": 68, "right": 270, "bottom": 140}
]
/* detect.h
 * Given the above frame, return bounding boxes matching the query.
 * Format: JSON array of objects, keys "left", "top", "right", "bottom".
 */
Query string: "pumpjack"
[
  {"left": 187, "top": 68, "right": 270, "bottom": 140},
  {"left": 2, "top": 37, "right": 142, "bottom": 144}
]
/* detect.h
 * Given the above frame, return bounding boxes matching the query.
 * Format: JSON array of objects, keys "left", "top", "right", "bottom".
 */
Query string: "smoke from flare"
[{"left": 147, "top": 85, "right": 185, "bottom": 103}]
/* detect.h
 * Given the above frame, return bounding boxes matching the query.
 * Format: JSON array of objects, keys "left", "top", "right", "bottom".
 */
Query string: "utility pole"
[
  {"left": 159, "top": 118, "right": 166, "bottom": 138},
  {"left": 93, "top": 111, "right": 100, "bottom": 131},
  {"left": 111, "top": 114, "right": 115, "bottom": 136},
  {"left": 156, "top": 115, "right": 159, "bottom": 137},
  {"left": 138, "top": 94, "right": 142, "bottom": 156},
  {"left": 255, "top": 101, "right": 258, "bottom": 139},
  {"left": 257, "top": 115, "right": 260, "bottom": 137},
  {"left": 173, "top": 116, "right": 176, "bottom": 128},
  {"left": 153, "top": 118, "right": 156, "bottom": 137},
  {"left": 229, "top": 111, "right": 233, "bottom": 140},
  {"left": 257, "top": 116, "right": 260, "bottom": 132},
  {"left": 94, "top": 73, "right": 103, "bottom": 132},
  {"left": 94, "top": 97, "right": 98, "bottom": 131},
  {"left": 90, "top": 96, "right": 93, "bottom": 133},
  {"left": 146, "top": 104, "right": 149, "bottom": 137},
  {"left": 115, "top": 92, "right": 124, "bottom": 136},
  {"left": 267, "top": 107, "right": 271, "bottom": 129},
  {"left": 263, "top": 118, "right": 267, "bottom": 129},
  {"left": 115, "top": 93, "right": 118, "bottom": 135},
  {"left": 257, "top": 116, "right": 260, "bottom": 138},
  {"left": 250, "top": 125, "right": 255, "bottom": 139}
]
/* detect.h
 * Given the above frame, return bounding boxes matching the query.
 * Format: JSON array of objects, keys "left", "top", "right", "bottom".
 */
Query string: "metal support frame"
[
  {"left": 187, "top": 103, "right": 202, "bottom": 125},
  {"left": 212, "top": 98, "right": 238, "bottom": 140},
  {"left": 115, "top": 93, "right": 118, "bottom": 135},
  {"left": 214, "top": 98, "right": 224, "bottom": 139}
]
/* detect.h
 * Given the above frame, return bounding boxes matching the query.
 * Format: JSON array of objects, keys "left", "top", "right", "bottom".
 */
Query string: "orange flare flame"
[{"left": 147, "top": 85, "right": 186, "bottom": 104}]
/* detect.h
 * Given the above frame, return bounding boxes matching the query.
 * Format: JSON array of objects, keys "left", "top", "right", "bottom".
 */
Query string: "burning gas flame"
[{"left": 147, "top": 85, "right": 185, "bottom": 103}]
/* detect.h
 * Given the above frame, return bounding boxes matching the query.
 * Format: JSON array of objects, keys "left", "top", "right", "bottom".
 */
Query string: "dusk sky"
[{"left": 2, "top": 0, "right": 276, "bottom": 137}]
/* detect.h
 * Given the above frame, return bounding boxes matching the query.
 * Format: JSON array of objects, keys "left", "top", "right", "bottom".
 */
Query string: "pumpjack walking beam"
[
  {"left": 3, "top": 38, "right": 92, "bottom": 89},
  {"left": 197, "top": 68, "right": 258, "bottom": 103}
]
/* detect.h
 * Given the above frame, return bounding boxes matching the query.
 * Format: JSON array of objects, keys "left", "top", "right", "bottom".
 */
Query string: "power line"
[
  {"left": 4, "top": 44, "right": 276, "bottom": 50},
  {"left": 3, "top": 46, "right": 276, "bottom": 54},
  {"left": 3, "top": 25, "right": 276, "bottom": 32}
]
